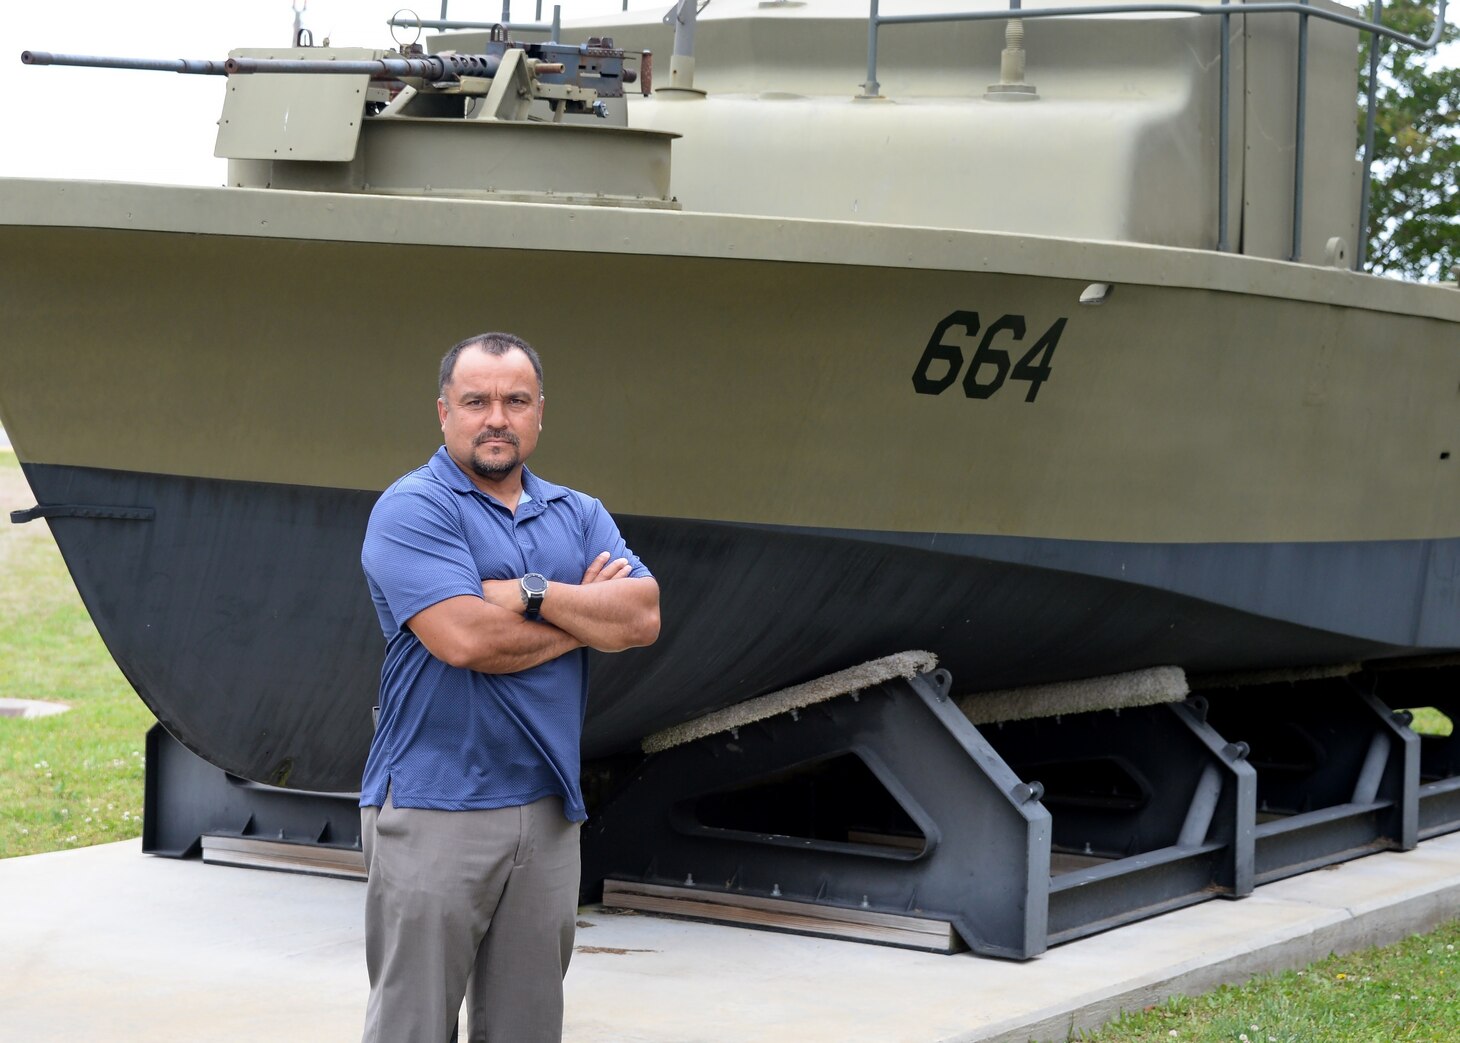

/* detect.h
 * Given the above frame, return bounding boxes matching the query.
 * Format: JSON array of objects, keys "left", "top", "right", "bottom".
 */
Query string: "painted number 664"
[{"left": 911, "top": 311, "right": 1068, "bottom": 403}]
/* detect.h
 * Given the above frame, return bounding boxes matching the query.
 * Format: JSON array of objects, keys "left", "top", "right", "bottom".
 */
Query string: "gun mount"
[{"left": 22, "top": 31, "right": 668, "bottom": 206}]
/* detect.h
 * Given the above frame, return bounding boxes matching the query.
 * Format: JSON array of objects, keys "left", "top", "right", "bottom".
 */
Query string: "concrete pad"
[
  {"left": 0, "top": 697, "right": 71, "bottom": 718},
  {"left": 1, "top": 834, "right": 1457, "bottom": 1042},
  {"left": 1, "top": 841, "right": 363, "bottom": 1041}
]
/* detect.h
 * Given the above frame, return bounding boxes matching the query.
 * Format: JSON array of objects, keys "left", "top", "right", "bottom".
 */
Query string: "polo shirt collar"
[
  {"left": 428, "top": 446, "right": 569, "bottom": 505},
  {"left": 521, "top": 467, "right": 571, "bottom": 504}
]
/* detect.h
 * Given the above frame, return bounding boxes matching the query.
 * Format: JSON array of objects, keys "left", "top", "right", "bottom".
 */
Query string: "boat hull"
[
  {"left": 17, "top": 458, "right": 1435, "bottom": 791},
  {"left": 3, "top": 179, "right": 1459, "bottom": 791}
]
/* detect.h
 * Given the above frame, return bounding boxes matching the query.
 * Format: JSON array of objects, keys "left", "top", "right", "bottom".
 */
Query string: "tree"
[{"left": 1356, "top": 0, "right": 1459, "bottom": 280}]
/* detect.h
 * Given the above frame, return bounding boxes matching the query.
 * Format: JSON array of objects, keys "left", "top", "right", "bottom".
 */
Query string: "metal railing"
[
  {"left": 862, "top": 0, "right": 1451, "bottom": 269},
  {"left": 401, "top": 2, "right": 564, "bottom": 39}
]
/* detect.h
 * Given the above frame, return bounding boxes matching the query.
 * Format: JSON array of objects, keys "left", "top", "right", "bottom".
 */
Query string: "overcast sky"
[{"left": 0, "top": 0, "right": 1455, "bottom": 187}]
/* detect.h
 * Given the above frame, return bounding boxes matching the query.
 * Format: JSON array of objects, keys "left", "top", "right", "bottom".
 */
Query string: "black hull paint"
[{"left": 20, "top": 462, "right": 1443, "bottom": 792}]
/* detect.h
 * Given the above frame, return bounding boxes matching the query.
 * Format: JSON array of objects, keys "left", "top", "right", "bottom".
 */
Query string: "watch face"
[{"left": 523, "top": 573, "right": 549, "bottom": 596}]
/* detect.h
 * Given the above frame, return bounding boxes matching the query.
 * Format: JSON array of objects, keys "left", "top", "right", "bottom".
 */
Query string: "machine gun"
[
  {"left": 20, "top": 26, "right": 669, "bottom": 202},
  {"left": 23, "top": 29, "right": 652, "bottom": 123}
]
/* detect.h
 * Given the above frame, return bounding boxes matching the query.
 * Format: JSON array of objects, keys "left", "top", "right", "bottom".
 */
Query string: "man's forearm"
[
  {"left": 539, "top": 577, "right": 660, "bottom": 652},
  {"left": 480, "top": 572, "right": 661, "bottom": 653},
  {"left": 458, "top": 614, "right": 584, "bottom": 673},
  {"left": 407, "top": 594, "right": 583, "bottom": 674}
]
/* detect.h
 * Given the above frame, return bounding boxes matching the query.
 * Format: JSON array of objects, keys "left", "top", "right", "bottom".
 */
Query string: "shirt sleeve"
[
  {"left": 582, "top": 496, "right": 653, "bottom": 579},
  {"left": 362, "top": 483, "right": 485, "bottom": 631}
]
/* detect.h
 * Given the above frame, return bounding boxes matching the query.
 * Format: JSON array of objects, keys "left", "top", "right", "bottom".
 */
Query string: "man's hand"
[{"left": 582, "top": 551, "right": 633, "bottom": 584}]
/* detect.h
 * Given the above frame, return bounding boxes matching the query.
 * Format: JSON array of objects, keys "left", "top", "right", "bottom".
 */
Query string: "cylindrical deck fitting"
[{"left": 985, "top": 18, "right": 1039, "bottom": 101}]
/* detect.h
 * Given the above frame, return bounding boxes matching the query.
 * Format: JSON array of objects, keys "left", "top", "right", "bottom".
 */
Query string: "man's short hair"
[{"left": 439, "top": 332, "right": 545, "bottom": 397}]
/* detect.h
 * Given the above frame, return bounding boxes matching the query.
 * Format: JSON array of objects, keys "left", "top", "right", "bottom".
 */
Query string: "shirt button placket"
[{"left": 514, "top": 515, "right": 532, "bottom": 573}]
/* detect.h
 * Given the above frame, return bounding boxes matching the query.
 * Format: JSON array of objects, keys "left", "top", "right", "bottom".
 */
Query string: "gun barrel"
[
  {"left": 223, "top": 54, "right": 501, "bottom": 80},
  {"left": 21, "top": 51, "right": 230, "bottom": 75}
]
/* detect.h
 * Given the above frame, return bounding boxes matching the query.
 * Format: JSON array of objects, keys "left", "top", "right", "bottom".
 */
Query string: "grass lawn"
[
  {"left": 0, "top": 449, "right": 155, "bottom": 858},
  {"left": 1081, "top": 918, "right": 1460, "bottom": 1041}
]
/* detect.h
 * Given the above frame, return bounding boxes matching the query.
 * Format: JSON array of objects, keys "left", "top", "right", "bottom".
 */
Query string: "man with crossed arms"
[{"left": 359, "top": 331, "right": 660, "bottom": 1041}]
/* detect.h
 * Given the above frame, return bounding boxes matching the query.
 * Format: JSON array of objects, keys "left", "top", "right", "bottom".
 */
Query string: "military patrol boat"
[{"left": 4, "top": 0, "right": 1459, "bottom": 957}]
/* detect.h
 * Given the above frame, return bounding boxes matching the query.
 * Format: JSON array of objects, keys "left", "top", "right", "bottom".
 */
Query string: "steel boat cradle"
[{"left": 4, "top": 0, "right": 1460, "bottom": 957}]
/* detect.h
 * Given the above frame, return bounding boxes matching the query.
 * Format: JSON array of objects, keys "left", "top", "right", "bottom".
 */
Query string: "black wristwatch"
[{"left": 520, "top": 572, "right": 548, "bottom": 619}]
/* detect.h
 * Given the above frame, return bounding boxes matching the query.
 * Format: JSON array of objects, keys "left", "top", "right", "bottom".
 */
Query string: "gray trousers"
[{"left": 360, "top": 792, "right": 581, "bottom": 1043}]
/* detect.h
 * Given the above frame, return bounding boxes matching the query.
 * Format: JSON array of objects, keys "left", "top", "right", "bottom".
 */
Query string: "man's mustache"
[{"left": 473, "top": 429, "right": 521, "bottom": 448}]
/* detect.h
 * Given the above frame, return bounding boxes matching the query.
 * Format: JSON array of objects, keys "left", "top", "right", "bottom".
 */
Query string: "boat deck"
[{"left": 3, "top": 835, "right": 1458, "bottom": 1042}]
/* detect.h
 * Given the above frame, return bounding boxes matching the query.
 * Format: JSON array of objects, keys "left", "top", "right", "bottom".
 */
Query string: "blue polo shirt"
[{"left": 359, "top": 447, "right": 651, "bottom": 821}]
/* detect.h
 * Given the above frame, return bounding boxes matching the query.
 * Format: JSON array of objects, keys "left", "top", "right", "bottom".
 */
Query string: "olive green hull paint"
[{"left": 1, "top": 180, "right": 1459, "bottom": 551}]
